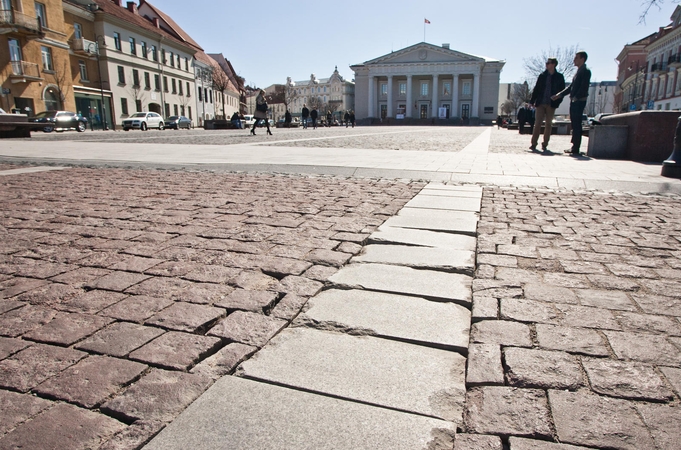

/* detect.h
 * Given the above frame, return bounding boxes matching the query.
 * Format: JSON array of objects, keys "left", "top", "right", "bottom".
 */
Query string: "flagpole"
[{"left": 424, "top": 20, "right": 426, "bottom": 42}]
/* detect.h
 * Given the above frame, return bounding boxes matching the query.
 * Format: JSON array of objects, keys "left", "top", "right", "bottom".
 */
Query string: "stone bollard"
[{"left": 661, "top": 115, "right": 681, "bottom": 178}]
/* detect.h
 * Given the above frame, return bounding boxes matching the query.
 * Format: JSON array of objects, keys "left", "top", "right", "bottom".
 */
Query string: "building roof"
[
  {"left": 353, "top": 41, "right": 504, "bottom": 67},
  {"left": 138, "top": 0, "right": 203, "bottom": 51}
]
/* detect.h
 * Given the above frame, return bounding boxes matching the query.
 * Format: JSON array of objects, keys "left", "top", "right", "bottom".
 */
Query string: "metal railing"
[
  {"left": 651, "top": 62, "right": 668, "bottom": 72},
  {"left": 0, "top": 9, "right": 41, "bottom": 32},
  {"left": 71, "top": 37, "right": 97, "bottom": 54},
  {"left": 669, "top": 54, "right": 681, "bottom": 65},
  {"left": 11, "top": 60, "right": 40, "bottom": 78}
]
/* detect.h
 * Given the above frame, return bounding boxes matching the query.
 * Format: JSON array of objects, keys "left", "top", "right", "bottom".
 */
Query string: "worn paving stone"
[
  {"left": 145, "top": 302, "right": 224, "bottom": 333},
  {"left": 86, "top": 271, "right": 150, "bottom": 292},
  {"left": 582, "top": 357, "right": 673, "bottom": 401},
  {"left": 500, "top": 298, "right": 560, "bottom": 325},
  {"left": 275, "top": 275, "right": 323, "bottom": 297},
  {"left": 0, "top": 304, "right": 57, "bottom": 337},
  {"left": 13, "top": 282, "right": 83, "bottom": 307},
  {"left": 497, "top": 245, "right": 538, "bottom": 259},
  {"left": 472, "top": 296, "right": 498, "bottom": 322},
  {"left": 0, "top": 336, "right": 31, "bottom": 360},
  {"left": 23, "top": 312, "right": 113, "bottom": 346},
  {"left": 213, "top": 289, "right": 278, "bottom": 312},
  {"left": 508, "top": 437, "right": 592, "bottom": 449},
  {"left": 524, "top": 283, "right": 578, "bottom": 305},
  {"left": 0, "top": 389, "right": 53, "bottom": 435},
  {"left": 99, "top": 295, "right": 174, "bottom": 322},
  {"left": 75, "top": 321, "right": 165, "bottom": 357},
  {"left": 305, "top": 248, "right": 352, "bottom": 267},
  {"left": 190, "top": 343, "right": 258, "bottom": 380},
  {"left": 636, "top": 403, "right": 681, "bottom": 450},
  {"left": 0, "top": 402, "right": 125, "bottom": 449},
  {"left": 404, "top": 195, "right": 482, "bottom": 212},
  {"left": 370, "top": 225, "right": 477, "bottom": 251},
  {"left": 631, "top": 293, "right": 681, "bottom": 316},
  {"left": 0, "top": 299, "right": 24, "bottom": 315},
  {"left": 660, "top": 366, "right": 681, "bottom": 396},
  {"left": 536, "top": 324, "right": 610, "bottom": 356},
  {"left": 270, "top": 293, "right": 309, "bottom": 321},
  {"left": 98, "top": 419, "right": 166, "bottom": 450},
  {"left": 302, "top": 264, "right": 339, "bottom": 282},
  {"left": 466, "top": 343, "right": 504, "bottom": 386},
  {"left": 504, "top": 347, "right": 584, "bottom": 390},
  {"left": 382, "top": 208, "right": 478, "bottom": 235},
  {"left": 129, "top": 331, "right": 222, "bottom": 371},
  {"left": 604, "top": 330, "right": 681, "bottom": 367},
  {"left": 470, "top": 320, "right": 532, "bottom": 347},
  {"left": 352, "top": 245, "right": 474, "bottom": 273},
  {"left": 453, "top": 434, "right": 502, "bottom": 449},
  {"left": 0, "top": 278, "right": 50, "bottom": 299},
  {"left": 0, "top": 343, "right": 87, "bottom": 392},
  {"left": 208, "top": 311, "right": 288, "bottom": 347},
  {"left": 101, "top": 369, "right": 212, "bottom": 423},
  {"left": 182, "top": 264, "right": 242, "bottom": 284},
  {"left": 144, "top": 375, "right": 455, "bottom": 450},
  {"left": 574, "top": 289, "right": 637, "bottom": 311},
  {"left": 553, "top": 304, "right": 621, "bottom": 330},
  {"left": 464, "top": 386, "right": 552, "bottom": 438},
  {"left": 108, "top": 255, "right": 164, "bottom": 273},
  {"left": 239, "top": 328, "right": 466, "bottom": 423},
  {"left": 330, "top": 263, "right": 472, "bottom": 305},
  {"left": 615, "top": 310, "right": 681, "bottom": 335},
  {"left": 33, "top": 355, "right": 147, "bottom": 408},
  {"left": 549, "top": 390, "right": 655, "bottom": 450},
  {"left": 55, "top": 289, "right": 127, "bottom": 314}
]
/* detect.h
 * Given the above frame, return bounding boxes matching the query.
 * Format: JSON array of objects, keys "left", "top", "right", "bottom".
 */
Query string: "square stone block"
[
  {"left": 75, "top": 321, "right": 165, "bottom": 357},
  {"left": 382, "top": 208, "right": 478, "bottom": 235},
  {"left": 23, "top": 312, "right": 113, "bottom": 346},
  {"left": 0, "top": 343, "right": 87, "bottom": 392},
  {"left": 207, "top": 311, "right": 288, "bottom": 348},
  {"left": 0, "top": 389, "right": 52, "bottom": 435},
  {"left": 100, "top": 295, "right": 173, "bottom": 322},
  {"left": 582, "top": 357, "right": 674, "bottom": 401},
  {"left": 129, "top": 331, "right": 222, "bottom": 371},
  {"left": 352, "top": 245, "right": 474, "bottom": 274},
  {"left": 504, "top": 347, "right": 584, "bottom": 390},
  {"left": 145, "top": 302, "right": 224, "bottom": 333},
  {"left": 370, "top": 225, "right": 476, "bottom": 251}
]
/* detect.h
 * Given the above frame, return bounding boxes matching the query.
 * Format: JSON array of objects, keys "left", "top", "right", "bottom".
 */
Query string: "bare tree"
[
  {"left": 307, "top": 95, "right": 323, "bottom": 111},
  {"left": 126, "top": 84, "right": 147, "bottom": 112},
  {"left": 50, "top": 60, "right": 71, "bottom": 109},
  {"left": 500, "top": 99, "right": 515, "bottom": 116},
  {"left": 523, "top": 45, "right": 580, "bottom": 81},
  {"left": 510, "top": 82, "right": 531, "bottom": 118},
  {"left": 211, "top": 67, "right": 232, "bottom": 119},
  {"left": 639, "top": 0, "right": 678, "bottom": 23}
]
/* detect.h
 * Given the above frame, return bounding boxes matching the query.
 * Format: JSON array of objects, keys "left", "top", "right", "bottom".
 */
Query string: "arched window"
[{"left": 44, "top": 87, "right": 59, "bottom": 111}]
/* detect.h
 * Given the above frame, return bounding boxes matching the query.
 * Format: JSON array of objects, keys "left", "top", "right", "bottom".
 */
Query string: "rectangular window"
[
  {"left": 173, "top": 104, "right": 178, "bottom": 115},
  {"left": 144, "top": 72, "right": 150, "bottom": 89},
  {"left": 188, "top": 106, "right": 192, "bottom": 119},
  {"left": 121, "top": 97, "right": 128, "bottom": 115},
  {"left": 141, "top": 41, "right": 147, "bottom": 58},
  {"left": 399, "top": 82, "right": 406, "bottom": 96},
  {"left": 78, "top": 60, "right": 88, "bottom": 81},
  {"left": 135, "top": 99, "right": 142, "bottom": 112},
  {"left": 163, "top": 76, "right": 168, "bottom": 92},
  {"left": 171, "top": 78, "right": 177, "bottom": 94},
  {"left": 204, "top": 88, "right": 208, "bottom": 102},
  {"left": 117, "top": 65, "right": 125, "bottom": 84},
  {"left": 184, "top": 58, "right": 188, "bottom": 71},
  {"left": 113, "top": 32, "right": 121, "bottom": 51},
  {"left": 181, "top": 105, "right": 185, "bottom": 115},
  {"left": 381, "top": 83, "right": 387, "bottom": 96},
  {"left": 164, "top": 103, "right": 170, "bottom": 117},
  {"left": 421, "top": 82, "right": 428, "bottom": 96},
  {"left": 132, "top": 69, "right": 140, "bottom": 87},
  {"left": 420, "top": 104, "right": 428, "bottom": 118},
  {"left": 129, "top": 37, "right": 136, "bottom": 55},
  {"left": 178, "top": 81, "right": 183, "bottom": 96},
  {"left": 161, "top": 49, "right": 166, "bottom": 64},
  {"left": 150, "top": 45, "right": 157, "bottom": 61},
  {"left": 462, "top": 81, "right": 471, "bottom": 96},
  {"left": 443, "top": 82, "right": 451, "bottom": 96},
  {"left": 169, "top": 52, "right": 174, "bottom": 67},
  {"left": 209, "top": 90, "right": 212, "bottom": 103},
  {"left": 186, "top": 82, "right": 191, "bottom": 96},
  {"left": 198, "top": 87, "right": 202, "bottom": 101},
  {"left": 35, "top": 2, "right": 46, "bottom": 27},
  {"left": 154, "top": 74, "right": 160, "bottom": 90},
  {"left": 40, "top": 46, "right": 53, "bottom": 71},
  {"left": 74, "top": 23, "right": 82, "bottom": 39}
]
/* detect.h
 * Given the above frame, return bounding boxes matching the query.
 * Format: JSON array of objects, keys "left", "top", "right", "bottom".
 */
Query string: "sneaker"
[
  {"left": 529, "top": 145, "right": 537, "bottom": 151},
  {"left": 541, "top": 144, "right": 548, "bottom": 151}
]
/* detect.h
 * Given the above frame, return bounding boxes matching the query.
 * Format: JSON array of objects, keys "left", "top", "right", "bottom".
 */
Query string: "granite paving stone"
[
  {"left": 574, "top": 288, "right": 637, "bottom": 311},
  {"left": 145, "top": 302, "right": 224, "bottom": 333},
  {"left": 0, "top": 389, "right": 53, "bottom": 435},
  {"left": 299, "top": 289, "right": 470, "bottom": 352},
  {"left": 54, "top": 289, "right": 127, "bottom": 314},
  {"left": 181, "top": 264, "right": 242, "bottom": 284},
  {"left": 508, "top": 437, "right": 592, "bottom": 449},
  {"left": 98, "top": 419, "right": 166, "bottom": 450},
  {"left": 523, "top": 283, "right": 578, "bottom": 305},
  {"left": 208, "top": 311, "right": 288, "bottom": 347},
  {"left": 144, "top": 375, "right": 456, "bottom": 450},
  {"left": 466, "top": 343, "right": 504, "bottom": 386},
  {"left": 213, "top": 289, "right": 278, "bottom": 312},
  {"left": 553, "top": 304, "right": 621, "bottom": 330},
  {"left": 238, "top": 327, "right": 466, "bottom": 423},
  {"left": 549, "top": 390, "right": 656, "bottom": 449},
  {"left": 636, "top": 403, "right": 681, "bottom": 450},
  {"left": 660, "top": 365, "right": 681, "bottom": 395},
  {"left": 403, "top": 195, "right": 482, "bottom": 212},
  {"left": 470, "top": 320, "right": 532, "bottom": 347},
  {"left": 464, "top": 386, "right": 552, "bottom": 438},
  {"left": 615, "top": 310, "right": 681, "bottom": 335},
  {"left": 274, "top": 274, "right": 323, "bottom": 297},
  {"left": 352, "top": 244, "right": 475, "bottom": 273},
  {"left": 631, "top": 293, "right": 681, "bottom": 316},
  {"left": 190, "top": 343, "right": 258, "bottom": 380},
  {"left": 49, "top": 267, "right": 111, "bottom": 287},
  {"left": 582, "top": 357, "right": 673, "bottom": 401},
  {"left": 0, "top": 343, "right": 87, "bottom": 392},
  {"left": 270, "top": 293, "right": 309, "bottom": 321},
  {"left": 0, "top": 299, "right": 24, "bottom": 315},
  {"left": 504, "top": 347, "right": 584, "bottom": 390},
  {"left": 33, "top": 355, "right": 147, "bottom": 408},
  {"left": 128, "top": 331, "right": 222, "bottom": 371},
  {"left": 99, "top": 295, "right": 174, "bottom": 322},
  {"left": 75, "top": 321, "right": 165, "bottom": 357},
  {"left": 500, "top": 298, "right": 560, "bottom": 324},
  {"left": 603, "top": 330, "right": 681, "bottom": 367},
  {"left": 22, "top": 312, "right": 113, "bottom": 346},
  {"left": 0, "top": 403, "right": 126, "bottom": 450},
  {"left": 231, "top": 270, "right": 280, "bottom": 291},
  {"left": 108, "top": 255, "right": 164, "bottom": 273},
  {"left": 382, "top": 208, "right": 478, "bottom": 235},
  {"left": 453, "top": 434, "right": 502, "bottom": 450},
  {"left": 472, "top": 296, "right": 498, "bottom": 322},
  {"left": 100, "top": 369, "right": 213, "bottom": 423},
  {"left": 0, "top": 336, "right": 31, "bottom": 360},
  {"left": 85, "top": 271, "right": 150, "bottom": 292},
  {"left": 369, "top": 225, "right": 477, "bottom": 250},
  {"left": 0, "top": 304, "right": 57, "bottom": 337},
  {"left": 536, "top": 324, "right": 610, "bottom": 356},
  {"left": 329, "top": 263, "right": 472, "bottom": 305},
  {"left": 13, "top": 282, "right": 83, "bottom": 307}
]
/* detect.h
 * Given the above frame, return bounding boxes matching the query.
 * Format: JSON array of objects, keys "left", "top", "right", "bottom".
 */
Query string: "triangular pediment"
[{"left": 363, "top": 42, "right": 487, "bottom": 66}]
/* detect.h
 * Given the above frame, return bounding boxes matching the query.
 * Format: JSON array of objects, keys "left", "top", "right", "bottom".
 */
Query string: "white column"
[
  {"left": 472, "top": 70, "right": 481, "bottom": 117},
  {"left": 368, "top": 76, "right": 375, "bottom": 117},
  {"left": 452, "top": 74, "right": 459, "bottom": 117},
  {"left": 431, "top": 74, "right": 439, "bottom": 118},
  {"left": 387, "top": 75, "right": 393, "bottom": 118},
  {"left": 406, "top": 74, "right": 413, "bottom": 118}
]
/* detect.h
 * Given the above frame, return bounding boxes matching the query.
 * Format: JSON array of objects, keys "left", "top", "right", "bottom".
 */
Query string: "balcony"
[
  {"left": 669, "top": 54, "right": 681, "bottom": 68},
  {"left": 9, "top": 60, "right": 42, "bottom": 83},
  {"left": 0, "top": 9, "right": 44, "bottom": 39},
  {"left": 71, "top": 37, "right": 97, "bottom": 56},
  {"left": 651, "top": 62, "right": 668, "bottom": 73}
]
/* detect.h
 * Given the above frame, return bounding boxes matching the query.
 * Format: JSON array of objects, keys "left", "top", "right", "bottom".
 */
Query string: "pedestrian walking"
[
  {"left": 284, "top": 110, "right": 292, "bottom": 128},
  {"left": 326, "top": 111, "right": 332, "bottom": 127},
  {"left": 344, "top": 110, "right": 350, "bottom": 128},
  {"left": 251, "top": 89, "right": 272, "bottom": 136},
  {"left": 310, "top": 108, "right": 318, "bottom": 129},
  {"left": 349, "top": 110, "right": 355, "bottom": 128},
  {"left": 496, "top": 114, "right": 502, "bottom": 129},
  {"left": 528, "top": 57, "right": 566, "bottom": 151},
  {"left": 527, "top": 106, "right": 535, "bottom": 133},
  {"left": 553, "top": 51, "right": 592, "bottom": 155},
  {"left": 517, "top": 104, "right": 528, "bottom": 134},
  {"left": 302, "top": 104, "right": 309, "bottom": 129}
]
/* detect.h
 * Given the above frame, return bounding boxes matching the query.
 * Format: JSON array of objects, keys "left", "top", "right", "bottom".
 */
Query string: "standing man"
[
  {"left": 301, "top": 104, "right": 309, "bottom": 129},
  {"left": 310, "top": 108, "right": 318, "bottom": 129},
  {"left": 553, "top": 51, "right": 592, "bottom": 155},
  {"left": 529, "top": 57, "right": 565, "bottom": 151},
  {"left": 517, "top": 104, "right": 528, "bottom": 134}
]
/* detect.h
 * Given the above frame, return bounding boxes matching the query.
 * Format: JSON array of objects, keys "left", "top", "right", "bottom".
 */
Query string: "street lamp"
[{"left": 86, "top": 35, "right": 109, "bottom": 130}]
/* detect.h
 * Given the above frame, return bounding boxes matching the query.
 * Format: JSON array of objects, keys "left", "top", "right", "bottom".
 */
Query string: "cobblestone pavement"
[
  {"left": 466, "top": 186, "right": 681, "bottom": 449},
  {"left": 0, "top": 167, "right": 423, "bottom": 449}
]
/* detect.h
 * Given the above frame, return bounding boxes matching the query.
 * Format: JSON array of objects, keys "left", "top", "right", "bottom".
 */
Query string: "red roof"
[{"left": 138, "top": 0, "right": 203, "bottom": 51}]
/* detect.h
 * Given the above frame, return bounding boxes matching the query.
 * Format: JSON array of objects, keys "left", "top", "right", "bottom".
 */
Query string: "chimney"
[
  {"left": 126, "top": 1, "right": 138, "bottom": 14},
  {"left": 442, "top": 43, "right": 450, "bottom": 49},
  {"left": 113, "top": 0, "right": 123, "bottom": 6},
  {"left": 152, "top": 17, "right": 160, "bottom": 28}
]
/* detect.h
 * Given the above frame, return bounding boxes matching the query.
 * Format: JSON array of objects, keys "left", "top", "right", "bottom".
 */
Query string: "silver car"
[{"left": 122, "top": 112, "right": 164, "bottom": 131}]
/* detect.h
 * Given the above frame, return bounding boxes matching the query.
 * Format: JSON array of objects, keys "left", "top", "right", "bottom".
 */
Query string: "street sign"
[
  {"left": 629, "top": 104, "right": 636, "bottom": 111},
  {"left": 1, "top": 88, "right": 10, "bottom": 95},
  {"left": 648, "top": 100, "right": 655, "bottom": 109}
]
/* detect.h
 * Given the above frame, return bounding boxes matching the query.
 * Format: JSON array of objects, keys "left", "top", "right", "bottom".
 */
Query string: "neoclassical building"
[{"left": 351, "top": 42, "right": 504, "bottom": 124}]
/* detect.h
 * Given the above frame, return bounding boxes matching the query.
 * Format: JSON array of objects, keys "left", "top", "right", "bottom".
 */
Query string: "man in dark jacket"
[
  {"left": 553, "top": 51, "right": 592, "bottom": 155},
  {"left": 529, "top": 57, "right": 566, "bottom": 151},
  {"left": 517, "top": 104, "right": 528, "bottom": 134},
  {"left": 310, "top": 108, "right": 318, "bottom": 129},
  {"left": 302, "top": 104, "right": 310, "bottom": 129}
]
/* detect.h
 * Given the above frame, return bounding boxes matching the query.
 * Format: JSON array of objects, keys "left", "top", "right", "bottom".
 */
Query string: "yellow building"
[{"left": 1, "top": 0, "right": 75, "bottom": 114}]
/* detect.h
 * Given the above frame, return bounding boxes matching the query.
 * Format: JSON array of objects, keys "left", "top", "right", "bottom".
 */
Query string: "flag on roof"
[{"left": 425, "top": 18, "right": 431, "bottom": 24}]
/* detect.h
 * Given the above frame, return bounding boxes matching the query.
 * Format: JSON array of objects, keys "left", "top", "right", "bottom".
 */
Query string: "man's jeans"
[
  {"left": 531, "top": 104, "right": 556, "bottom": 148},
  {"left": 570, "top": 100, "right": 587, "bottom": 152}
]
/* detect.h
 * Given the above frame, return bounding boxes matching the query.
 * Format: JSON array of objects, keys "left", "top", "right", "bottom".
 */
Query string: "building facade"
[
  {"left": 351, "top": 42, "right": 504, "bottom": 124},
  {"left": 208, "top": 52, "right": 243, "bottom": 116},
  {"left": 614, "top": 35, "right": 652, "bottom": 113},
  {"left": 642, "top": 6, "right": 681, "bottom": 110},
  {"left": 287, "top": 67, "right": 355, "bottom": 121}
]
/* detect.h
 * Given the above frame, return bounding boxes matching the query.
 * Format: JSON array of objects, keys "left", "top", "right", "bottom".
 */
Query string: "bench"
[{"left": 0, "top": 114, "right": 45, "bottom": 138}]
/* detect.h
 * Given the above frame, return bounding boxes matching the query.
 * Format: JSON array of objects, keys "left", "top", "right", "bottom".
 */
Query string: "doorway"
[{"left": 148, "top": 103, "right": 161, "bottom": 114}]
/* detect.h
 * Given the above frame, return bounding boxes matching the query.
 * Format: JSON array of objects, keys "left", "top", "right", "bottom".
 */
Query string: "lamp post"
[{"left": 87, "top": 35, "right": 108, "bottom": 130}]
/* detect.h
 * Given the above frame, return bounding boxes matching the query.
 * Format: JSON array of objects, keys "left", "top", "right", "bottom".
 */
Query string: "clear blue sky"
[{"left": 150, "top": 0, "right": 675, "bottom": 87}]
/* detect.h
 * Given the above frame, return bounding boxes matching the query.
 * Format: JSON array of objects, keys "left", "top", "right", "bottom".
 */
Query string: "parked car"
[
  {"left": 165, "top": 115, "right": 191, "bottom": 130},
  {"left": 242, "top": 114, "right": 255, "bottom": 128},
  {"left": 29, "top": 110, "right": 87, "bottom": 132},
  {"left": 122, "top": 112, "right": 164, "bottom": 131}
]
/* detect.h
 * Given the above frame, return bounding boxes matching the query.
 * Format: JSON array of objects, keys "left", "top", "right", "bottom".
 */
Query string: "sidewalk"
[{"left": 1, "top": 127, "right": 680, "bottom": 449}]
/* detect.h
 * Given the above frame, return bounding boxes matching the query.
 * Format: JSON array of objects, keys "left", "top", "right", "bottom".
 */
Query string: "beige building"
[
  {"left": 287, "top": 67, "right": 355, "bottom": 121},
  {"left": 351, "top": 42, "right": 504, "bottom": 124}
]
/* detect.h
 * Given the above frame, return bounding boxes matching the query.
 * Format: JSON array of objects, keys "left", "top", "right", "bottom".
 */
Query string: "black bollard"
[{"left": 661, "top": 115, "right": 681, "bottom": 178}]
